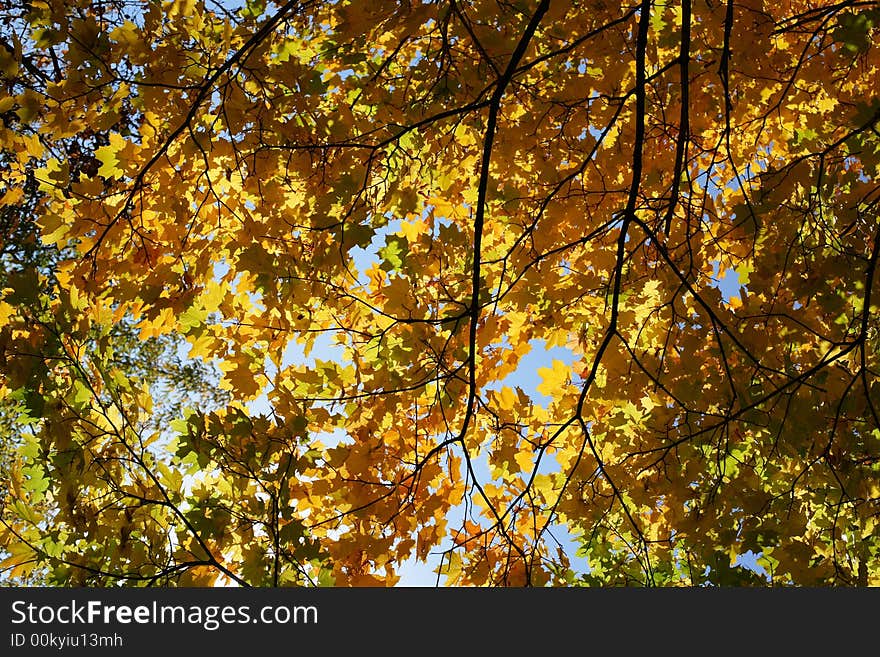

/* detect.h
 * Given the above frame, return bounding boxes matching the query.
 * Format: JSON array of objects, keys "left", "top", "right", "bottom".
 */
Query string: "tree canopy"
[{"left": 1, "top": 0, "right": 879, "bottom": 586}]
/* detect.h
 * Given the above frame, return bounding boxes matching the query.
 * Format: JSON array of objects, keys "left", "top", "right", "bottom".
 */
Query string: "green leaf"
[
  {"left": 379, "top": 236, "right": 406, "bottom": 271},
  {"left": 22, "top": 464, "right": 49, "bottom": 498},
  {"left": 71, "top": 379, "right": 92, "bottom": 409}
]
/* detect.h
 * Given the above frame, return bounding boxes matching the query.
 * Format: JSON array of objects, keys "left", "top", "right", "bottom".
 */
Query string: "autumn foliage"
[{"left": 1, "top": 0, "right": 880, "bottom": 586}]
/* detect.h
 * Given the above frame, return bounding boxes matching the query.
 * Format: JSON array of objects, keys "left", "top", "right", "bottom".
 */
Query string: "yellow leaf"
[
  {"left": 398, "top": 218, "right": 428, "bottom": 242},
  {"left": 498, "top": 386, "right": 516, "bottom": 411},
  {"left": 0, "top": 187, "right": 23, "bottom": 206},
  {"left": 24, "top": 134, "right": 43, "bottom": 159},
  {"left": 95, "top": 133, "right": 127, "bottom": 178},
  {"left": 514, "top": 448, "right": 533, "bottom": 473},
  {"left": 0, "top": 301, "right": 14, "bottom": 325},
  {"left": 536, "top": 359, "right": 570, "bottom": 397}
]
